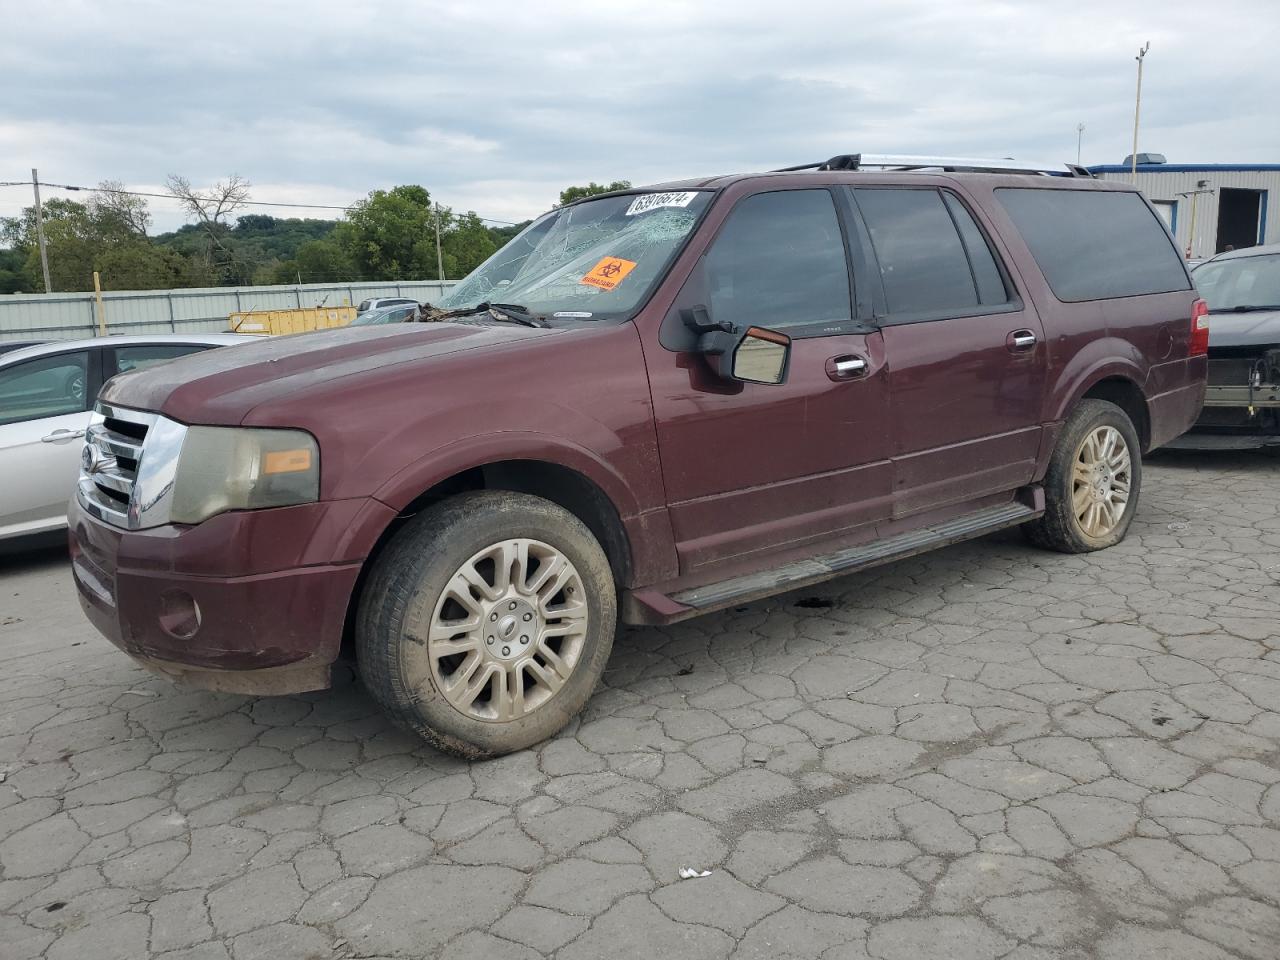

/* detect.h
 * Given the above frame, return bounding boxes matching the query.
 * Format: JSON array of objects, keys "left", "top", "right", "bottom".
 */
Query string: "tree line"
[{"left": 0, "top": 178, "right": 630, "bottom": 295}]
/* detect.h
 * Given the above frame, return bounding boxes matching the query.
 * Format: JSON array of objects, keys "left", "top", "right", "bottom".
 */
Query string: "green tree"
[
  {"left": 164, "top": 174, "right": 252, "bottom": 284},
  {"left": 3, "top": 198, "right": 101, "bottom": 291},
  {"left": 335, "top": 185, "right": 443, "bottom": 281},
  {"left": 442, "top": 212, "right": 497, "bottom": 277},
  {"left": 333, "top": 186, "right": 527, "bottom": 282},
  {"left": 557, "top": 180, "right": 631, "bottom": 206},
  {"left": 90, "top": 180, "right": 152, "bottom": 237},
  {"left": 95, "top": 243, "right": 193, "bottom": 290},
  {"left": 486, "top": 220, "right": 531, "bottom": 249},
  {"left": 0, "top": 190, "right": 199, "bottom": 292},
  {"left": 0, "top": 247, "right": 28, "bottom": 294},
  {"left": 295, "top": 238, "right": 355, "bottom": 281},
  {"left": 228, "top": 215, "right": 338, "bottom": 261},
  {"left": 267, "top": 238, "right": 356, "bottom": 284},
  {"left": 159, "top": 214, "right": 344, "bottom": 286}
]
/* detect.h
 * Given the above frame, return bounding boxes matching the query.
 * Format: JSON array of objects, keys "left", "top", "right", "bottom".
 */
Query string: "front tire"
[
  {"left": 1023, "top": 399, "right": 1142, "bottom": 553},
  {"left": 356, "top": 491, "right": 616, "bottom": 758}
]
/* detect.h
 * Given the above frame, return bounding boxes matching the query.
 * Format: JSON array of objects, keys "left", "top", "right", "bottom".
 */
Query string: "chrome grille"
[{"left": 77, "top": 403, "right": 187, "bottom": 530}]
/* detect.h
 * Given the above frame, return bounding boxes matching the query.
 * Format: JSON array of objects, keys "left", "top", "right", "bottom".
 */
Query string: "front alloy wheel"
[
  {"left": 429, "top": 539, "right": 589, "bottom": 722},
  {"left": 357, "top": 491, "right": 616, "bottom": 758}
]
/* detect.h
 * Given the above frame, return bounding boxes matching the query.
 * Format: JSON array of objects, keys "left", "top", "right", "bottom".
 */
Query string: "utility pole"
[
  {"left": 31, "top": 168, "right": 52, "bottom": 293},
  {"left": 1131, "top": 42, "right": 1150, "bottom": 180},
  {"left": 1076, "top": 123, "right": 1085, "bottom": 166},
  {"left": 92, "top": 271, "right": 107, "bottom": 336},
  {"left": 1177, "top": 181, "right": 1213, "bottom": 260},
  {"left": 434, "top": 203, "right": 445, "bottom": 287}
]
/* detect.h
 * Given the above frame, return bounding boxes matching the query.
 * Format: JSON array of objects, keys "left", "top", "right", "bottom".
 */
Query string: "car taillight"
[{"left": 1189, "top": 299, "right": 1209, "bottom": 357}]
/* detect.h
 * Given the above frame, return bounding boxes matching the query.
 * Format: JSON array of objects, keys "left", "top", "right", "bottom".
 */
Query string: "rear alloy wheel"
[
  {"left": 1071, "top": 425, "right": 1132, "bottom": 539},
  {"left": 357, "top": 491, "right": 616, "bottom": 758},
  {"left": 1024, "top": 398, "right": 1142, "bottom": 553}
]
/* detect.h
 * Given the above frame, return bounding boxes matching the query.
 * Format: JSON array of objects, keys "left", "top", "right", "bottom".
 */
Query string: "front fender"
[
  {"left": 371, "top": 429, "right": 647, "bottom": 522},
  {"left": 365, "top": 429, "right": 678, "bottom": 587}
]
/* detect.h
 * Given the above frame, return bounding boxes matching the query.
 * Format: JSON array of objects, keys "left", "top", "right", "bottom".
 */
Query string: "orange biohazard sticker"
[{"left": 580, "top": 257, "right": 638, "bottom": 291}]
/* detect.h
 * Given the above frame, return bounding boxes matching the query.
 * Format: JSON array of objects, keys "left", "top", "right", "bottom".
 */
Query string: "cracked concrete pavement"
[{"left": 2, "top": 449, "right": 1279, "bottom": 960}]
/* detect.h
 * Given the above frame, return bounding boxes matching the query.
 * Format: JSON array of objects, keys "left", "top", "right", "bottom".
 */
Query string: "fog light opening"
[{"left": 158, "top": 589, "right": 202, "bottom": 640}]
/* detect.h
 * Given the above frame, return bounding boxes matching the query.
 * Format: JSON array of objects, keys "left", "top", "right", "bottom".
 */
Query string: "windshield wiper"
[
  {"left": 430, "top": 301, "right": 550, "bottom": 328},
  {"left": 1217, "top": 304, "right": 1280, "bottom": 313},
  {"left": 487, "top": 303, "right": 551, "bottom": 328}
]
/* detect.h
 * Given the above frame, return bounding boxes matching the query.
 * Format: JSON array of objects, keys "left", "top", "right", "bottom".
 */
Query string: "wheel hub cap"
[
  {"left": 486, "top": 596, "right": 538, "bottom": 661},
  {"left": 422, "top": 538, "right": 589, "bottom": 723}
]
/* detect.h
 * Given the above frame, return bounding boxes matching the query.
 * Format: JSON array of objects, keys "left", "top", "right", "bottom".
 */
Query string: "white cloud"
[{"left": 1, "top": 0, "right": 1276, "bottom": 233}]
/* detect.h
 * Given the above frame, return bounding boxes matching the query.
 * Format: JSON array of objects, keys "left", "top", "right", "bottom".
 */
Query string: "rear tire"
[
  {"left": 1023, "top": 399, "right": 1142, "bottom": 553},
  {"left": 356, "top": 491, "right": 616, "bottom": 758}
]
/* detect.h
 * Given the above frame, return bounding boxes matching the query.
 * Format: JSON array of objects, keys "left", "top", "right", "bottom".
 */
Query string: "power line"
[{"left": 0, "top": 178, "right": 523, "bottom": 225}]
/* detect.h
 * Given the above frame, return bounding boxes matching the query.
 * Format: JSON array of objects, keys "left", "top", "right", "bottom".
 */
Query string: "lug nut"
[
  {"left": 520, "top": 635, "right": 529, "bottom": 644},
  {"left": 523, "top": 613, "right": 532, "bottom": 622},
  {"left": 509, "top": 601, "right": 517, "bottom": 610},
  {"left": 502, "top": 646, "right": 511, "bottom": 656},
  {"left": 489, "top": 613, "right": 498, "bottom": 622},
  {"left": 486, "top": 636, "right": 494, "bottom": 645}
]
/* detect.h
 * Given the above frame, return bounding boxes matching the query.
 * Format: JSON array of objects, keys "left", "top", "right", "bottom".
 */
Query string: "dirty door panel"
[
  {"left": 647, "top": 188, "right": 892, "bottom": 571},
  {"left": 883, "top": 314, "right": 1045, "bottom": 516},
  {"left": 849, "top": 186, "right": 1046, "bottom": 517}
]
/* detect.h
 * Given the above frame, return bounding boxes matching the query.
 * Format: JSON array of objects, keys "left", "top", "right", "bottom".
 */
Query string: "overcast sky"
[{"left": 2, "top": 0, "right": 1277, "bottom": 233}]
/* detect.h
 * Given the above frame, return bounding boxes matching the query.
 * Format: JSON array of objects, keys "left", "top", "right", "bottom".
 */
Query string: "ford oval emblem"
[{"left": 81, "top": 444, "right": 114, "bottom": 477}]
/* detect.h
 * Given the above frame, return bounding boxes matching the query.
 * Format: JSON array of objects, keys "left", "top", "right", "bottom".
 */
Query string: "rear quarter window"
[{"left": 996, "top": 188, "right": 1191, "bottom": 302}]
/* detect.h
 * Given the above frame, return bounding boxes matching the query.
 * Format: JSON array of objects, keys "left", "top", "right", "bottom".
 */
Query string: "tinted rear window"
[
  {"left": 854, "top": 188, "right": 980, "bottom": 316},
  {"left": 997, "top": 188, "right": 1190, "bottom": 302},
  {"left": 943, "top": 192, "right": 1009, "bottom": 306}
]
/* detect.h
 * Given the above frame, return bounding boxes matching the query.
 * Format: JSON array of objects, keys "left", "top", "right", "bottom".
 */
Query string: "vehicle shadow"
[
  {"left": 1148, "top": 445, "right": 1280, "bottom": 472},
  {"left": 0, "top": 533, "right": 69, "bottom": 570}
]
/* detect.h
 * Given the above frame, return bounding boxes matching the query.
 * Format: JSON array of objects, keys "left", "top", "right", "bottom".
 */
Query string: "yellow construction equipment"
[{"left": 228, "top": 306, "right": 357, "bottom": 336}]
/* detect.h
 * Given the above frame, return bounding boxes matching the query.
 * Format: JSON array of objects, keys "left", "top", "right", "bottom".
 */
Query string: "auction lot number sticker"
[{"left": 624, "top": 192, "right": 698, "bottom": 216}]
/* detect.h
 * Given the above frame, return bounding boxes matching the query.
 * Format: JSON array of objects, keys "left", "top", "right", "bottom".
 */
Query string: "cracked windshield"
[{"left": 437, "top": 190, "right": 712, "bottom": 320}]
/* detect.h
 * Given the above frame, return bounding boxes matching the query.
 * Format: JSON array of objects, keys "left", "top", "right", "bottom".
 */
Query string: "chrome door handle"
[
  {"left": 834, "top": 357, "right": 867, "bottom": 376},
  {"left": 41, "top": 429, "right": 86, "bottom": 443},
  {"left": 1009, "top": 330, "right": 1037, "bottom": 350}
]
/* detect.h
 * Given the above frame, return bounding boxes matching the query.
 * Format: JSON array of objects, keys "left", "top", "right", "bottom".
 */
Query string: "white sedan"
[{"left": 0, "top": 333, "right": 252, "bottom": 542}]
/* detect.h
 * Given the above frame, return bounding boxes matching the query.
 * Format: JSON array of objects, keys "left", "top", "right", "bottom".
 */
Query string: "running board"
[
  {"left": 1162, "top": 432, "right": 1280, "bottom": 451},
  {"left": 671, "top": 499, "right": 1039, "bottom": 613}
]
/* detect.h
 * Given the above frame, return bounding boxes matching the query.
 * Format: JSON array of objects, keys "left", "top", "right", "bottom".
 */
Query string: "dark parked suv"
[
  {"left": 70, "top": 154, "right": 1207, "bottom": 757},
  {"left": 1173, "top": 243, "right": 1280, "bottom": 448}
]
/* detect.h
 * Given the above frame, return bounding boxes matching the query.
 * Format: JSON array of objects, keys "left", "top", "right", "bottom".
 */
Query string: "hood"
[
  {"left": 1207, "top": 309, "right": 1280, "bottom": 349},
  {"left": 100, "top": 322, "right": 560, "bottom": 425}
]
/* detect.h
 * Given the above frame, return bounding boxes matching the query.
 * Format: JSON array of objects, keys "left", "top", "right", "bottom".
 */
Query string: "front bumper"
[{"left": 68, "top": 496, "right": 393, "bottom": 695}]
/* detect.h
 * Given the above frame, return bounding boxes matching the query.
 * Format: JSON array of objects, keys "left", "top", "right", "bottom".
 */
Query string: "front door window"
[{"left": 0, "top": 352, "right": 91, "bottom": 426}]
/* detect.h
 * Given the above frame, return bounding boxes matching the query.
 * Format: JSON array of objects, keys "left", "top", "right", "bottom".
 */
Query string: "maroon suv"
[{"left": 69, "top": 155, "right": 1207, "bottom": 757}]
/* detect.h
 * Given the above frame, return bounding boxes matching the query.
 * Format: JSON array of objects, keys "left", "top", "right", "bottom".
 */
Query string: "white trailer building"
[{"left": 1090, "top": 161, "right": 1280, "bottom": 261}]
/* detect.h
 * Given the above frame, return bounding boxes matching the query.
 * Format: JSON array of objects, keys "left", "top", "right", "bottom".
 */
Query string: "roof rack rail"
[{"left": 773, "top": 154, "right": 1095, "bottom": 178}]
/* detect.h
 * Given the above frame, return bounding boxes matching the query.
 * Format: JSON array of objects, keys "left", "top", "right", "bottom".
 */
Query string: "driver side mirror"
[
  {"left": 729, "top": 328, "right": 791, "bottom": 384},
  {"left": 681, "top": 305, "right": 791, "bottom": 385}
]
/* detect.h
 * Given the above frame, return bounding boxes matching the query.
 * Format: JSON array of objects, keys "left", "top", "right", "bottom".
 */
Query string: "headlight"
[{"left": 170, "top": 426, "right": 319, "bottom": 524}]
